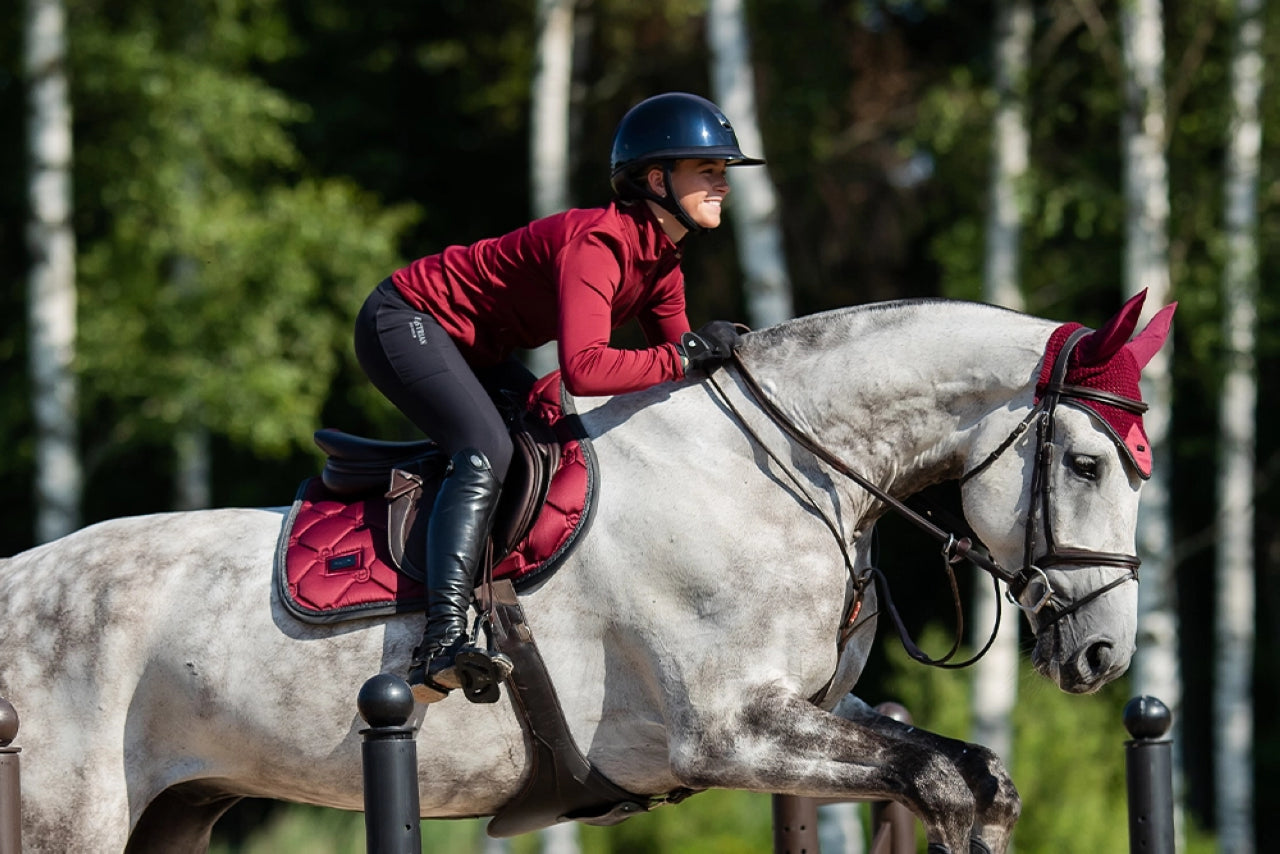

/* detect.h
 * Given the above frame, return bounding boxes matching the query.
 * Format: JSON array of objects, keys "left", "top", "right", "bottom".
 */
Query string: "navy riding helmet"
[{"left": 609, "top": 92, "right": 764, "bottom": 233}]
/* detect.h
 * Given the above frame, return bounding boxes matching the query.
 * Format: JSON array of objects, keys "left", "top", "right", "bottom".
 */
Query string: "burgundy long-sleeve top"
[{"left": 391, "top": 200, "right": 690, "bottom": 397}]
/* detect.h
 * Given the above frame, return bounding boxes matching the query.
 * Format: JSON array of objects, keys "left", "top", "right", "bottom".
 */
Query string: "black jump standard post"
[
  {"left": 0, "top": 698, "right": 20, "bottom": 854},
  {"left": 1123, "top": 695, "right": 1175, "bottom": 854},
  {"left": 358, "top": 674, "right": 422, "bottom": 854},
  {"left": 868, "top": 702, "right": 916, "bottom": 854}
]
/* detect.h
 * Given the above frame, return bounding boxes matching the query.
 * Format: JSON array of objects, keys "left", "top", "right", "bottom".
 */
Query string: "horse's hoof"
[{"left": 969, "top": 840, "right": 993, "bottom": 854}]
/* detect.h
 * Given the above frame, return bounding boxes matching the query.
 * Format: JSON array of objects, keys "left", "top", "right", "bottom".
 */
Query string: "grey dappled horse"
[{"left": 0, "top": 296, "right": 1174, "bottom": 853}]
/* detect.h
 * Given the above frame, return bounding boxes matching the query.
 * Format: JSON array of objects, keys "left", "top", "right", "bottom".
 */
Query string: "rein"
[{"left": 711, "top": 330, "right": 1143, "bottom": 668}]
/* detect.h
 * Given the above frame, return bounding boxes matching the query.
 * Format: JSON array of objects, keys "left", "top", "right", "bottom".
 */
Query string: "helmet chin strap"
[
  {"left": 622, "top": 162, "right": 708, "bottom": 237},
  {"left": 658, "top": 164, "right": 706, "bottom": 236}
]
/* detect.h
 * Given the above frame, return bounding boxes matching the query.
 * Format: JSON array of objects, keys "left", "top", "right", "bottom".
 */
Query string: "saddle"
[
  {"left": 276, "top": 373, "right": 596, "bottom": 627},
  {"left": 313, "top": 413, "right": 559, "bottom": 584}
]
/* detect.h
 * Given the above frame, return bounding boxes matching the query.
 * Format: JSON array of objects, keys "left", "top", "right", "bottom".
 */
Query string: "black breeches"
[{"left": 353, "top": 279, "right": 535, "bottom": 483}]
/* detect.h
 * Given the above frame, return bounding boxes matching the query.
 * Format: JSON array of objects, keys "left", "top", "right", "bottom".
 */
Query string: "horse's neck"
[{"left": 739, "top": 303, "right": 1054, "bottom": 494}]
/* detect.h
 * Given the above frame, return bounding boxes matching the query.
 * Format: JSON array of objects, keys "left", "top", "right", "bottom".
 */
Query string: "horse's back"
[
  {"left": 1, "top": 507, "right": 285, "bottom": 636},
  {"left": 0, "top": 508, "right": 287, "bottom": 723}
]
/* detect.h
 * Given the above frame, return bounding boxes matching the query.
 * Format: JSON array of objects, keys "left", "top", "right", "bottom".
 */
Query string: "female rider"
[{"left": 353, "top": 92, "right": 764, "bottom": 704}]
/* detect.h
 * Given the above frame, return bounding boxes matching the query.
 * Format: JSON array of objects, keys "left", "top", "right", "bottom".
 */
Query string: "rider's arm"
[{"left": 555, "top": 233, "right": 686, "bottom": 396}]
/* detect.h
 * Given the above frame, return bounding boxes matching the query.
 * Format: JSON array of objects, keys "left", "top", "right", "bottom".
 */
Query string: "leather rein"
[{"left": 710, "top": 327, "right": 1144, "bottom": 668}]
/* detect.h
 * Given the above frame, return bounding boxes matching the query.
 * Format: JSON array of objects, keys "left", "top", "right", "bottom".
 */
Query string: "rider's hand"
[{"left": 679, "top": 320, "right": 742, "bottom": 374}]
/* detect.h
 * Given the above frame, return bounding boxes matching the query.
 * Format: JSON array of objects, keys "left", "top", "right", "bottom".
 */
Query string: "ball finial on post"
[
  {"left": 1123, "top": 695, "right": 1172, "bottom": 741},
  {"left": 358, "top": 673, "right": 415, "bottom": 729},
  {"left": 0, "top": 700, "right": 18, "bottom": 749},
  {"left": 1, "top": 697, "right": 22, "bottom": 854}
]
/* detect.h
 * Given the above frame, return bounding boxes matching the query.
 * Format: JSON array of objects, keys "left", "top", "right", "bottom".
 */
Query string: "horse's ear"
[
  {"left": 1125, "top": 302, "right": 1178, "bottom": 369},
  {"left": 1075, "top": 289, "right": 1147, "bottom": 365}
]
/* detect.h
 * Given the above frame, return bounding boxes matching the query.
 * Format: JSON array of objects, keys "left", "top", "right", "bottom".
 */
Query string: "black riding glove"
[{"left": 679, "top": 320, "right": 742, "bottom": 374}]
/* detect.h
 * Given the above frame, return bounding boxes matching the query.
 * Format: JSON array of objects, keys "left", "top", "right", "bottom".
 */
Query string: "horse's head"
[{"left": 960, "top": 291, "right": 1176, "bottom": 694}]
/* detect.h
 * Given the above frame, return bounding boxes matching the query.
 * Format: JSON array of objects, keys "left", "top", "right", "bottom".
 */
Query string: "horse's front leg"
[
  {"left": 666, "top": 689, "right": 1016, "bottom": 854},
  {"left": 831, "top": 694, "right": 1021, "bottom": 853}
]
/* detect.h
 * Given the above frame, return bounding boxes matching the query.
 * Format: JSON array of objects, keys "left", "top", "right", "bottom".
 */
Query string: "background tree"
[
  {"left": 1215, "top": 1, "right": 1264, "bottom": 850},
  {"left": 1119, "top": 2, "right": 1183, "bottom": 830},
  {"left": 23, "top": 0, "right": 80, "bottom": 543},
  {"left": 526, "top": 0, "right": 578, "bottom": 379},
  {"left": 707, "top": 0, "right": 791, "bottom": 328},
  {"left": 973, "top": 0, "right": 1031, "bottom": 785},
  {"left": 67, "top": 0, "right": 417, "bottom": 518}
]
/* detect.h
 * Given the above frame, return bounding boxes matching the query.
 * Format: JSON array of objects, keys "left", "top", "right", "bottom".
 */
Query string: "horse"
[{"left": 0, "top": 292, "right": 1174, "bottom": 854}]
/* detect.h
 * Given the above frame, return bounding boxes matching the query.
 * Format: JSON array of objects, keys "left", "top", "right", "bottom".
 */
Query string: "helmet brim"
[{"left": 611, "top": 150, "right": 766, "bottom": 178}]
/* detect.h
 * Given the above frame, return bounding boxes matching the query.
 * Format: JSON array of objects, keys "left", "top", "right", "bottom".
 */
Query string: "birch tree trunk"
[
  {"left": 24, "top": 0, "right": 81, "bottom": 543},
  {"left": 1120, "top": 0, "right": 1180, "bottom": 734},
  {"left": 1214, "top": 3, "right": 1263, "bottom": 850},
  {"left": 974, "top": 0, "right": 1032, "bottom": 788},
  {"left": 169, "top": 12, "right": 213, "bottom": 516},
  {"left": 982, "top": 0, "right": 1030, "bottom": 314},
  {"left": 524, "top": 4, "right": 580, "bottom": 851},
  {"left": 174, "top": 425, "right": 212, "bottom": 511},
  {"left": 531, "top": 0, "right": 574, "bottom": 219},
  {"left": 706, "top": 0, "right": 792, "bottom": 328},
  {"left": 525, "top": 0, "right": 577, "bottom": 379}
]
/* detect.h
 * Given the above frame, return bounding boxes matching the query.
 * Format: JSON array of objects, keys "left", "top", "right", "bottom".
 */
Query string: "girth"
[{"left": 480, "top": 580, "right": 697, "bottom": 837}]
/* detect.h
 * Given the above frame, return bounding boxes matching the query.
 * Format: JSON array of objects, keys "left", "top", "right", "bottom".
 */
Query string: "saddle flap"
[
  {"left": 490, "top": 426, "right": 559, "bottom": 556},
  {"left": 386, "top": 468, "right": 427, "bottom": 572},
  {"left": 391, "top": 428, "right": 557, "bottom": 584}
]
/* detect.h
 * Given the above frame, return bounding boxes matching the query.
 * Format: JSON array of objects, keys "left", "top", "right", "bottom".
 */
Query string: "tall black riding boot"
[{"left": 407, "top": 448, "right": 510, "bottom": 704}]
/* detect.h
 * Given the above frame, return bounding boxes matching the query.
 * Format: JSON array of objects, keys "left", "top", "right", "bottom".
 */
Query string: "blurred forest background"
[{"left": 5, "top": 0, "right": 1280, "bottom": 851}]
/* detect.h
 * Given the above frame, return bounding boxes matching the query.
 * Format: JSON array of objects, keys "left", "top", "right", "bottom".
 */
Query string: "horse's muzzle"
[{"left": 1035, "top": 634, "right": 1131, "bottom": 694}]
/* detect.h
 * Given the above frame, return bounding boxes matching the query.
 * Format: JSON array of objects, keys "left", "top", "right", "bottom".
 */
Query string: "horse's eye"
[{"left": 1068, "top": 454, "right": 1099, "bottom": 480}]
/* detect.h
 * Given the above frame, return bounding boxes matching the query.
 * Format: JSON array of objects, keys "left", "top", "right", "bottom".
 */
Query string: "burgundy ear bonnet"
[{"left": 1035, "top": 290, "right": 1177, "bottom": 478}]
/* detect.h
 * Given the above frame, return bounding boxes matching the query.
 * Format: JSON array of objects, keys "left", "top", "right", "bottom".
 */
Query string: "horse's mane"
[{"left": 743, "top": 297, "right": 1030, "bottom": 350}]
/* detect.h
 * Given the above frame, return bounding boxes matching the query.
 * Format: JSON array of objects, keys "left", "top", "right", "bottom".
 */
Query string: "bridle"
[
  {"left": 715, "top": 327, "right": 1145, "bottom": 667},
  {"left": 958, "top": 327, "right": 1143, "bottom": 626}
]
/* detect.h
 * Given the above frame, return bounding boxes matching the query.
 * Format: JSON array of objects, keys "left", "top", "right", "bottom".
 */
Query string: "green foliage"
[
  {"left": 209, "top": 805, "right": 368, "bottom": 854},
  {"left": 264, "top": 0, "right": 538, "bottom": 244},
  {"left": 67, "top": 0, "right": 418, "bottom": 459},
  {"left": 210, "top": 794, "right": 780, "bottom": 853},
  {"left": 576, "top": 788, "right": 774, "bottom": 854}
]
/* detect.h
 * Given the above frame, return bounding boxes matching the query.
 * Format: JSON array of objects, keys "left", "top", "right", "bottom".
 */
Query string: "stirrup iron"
[{"left": 453, "top": 614, "right": 513, "bottom": 704}]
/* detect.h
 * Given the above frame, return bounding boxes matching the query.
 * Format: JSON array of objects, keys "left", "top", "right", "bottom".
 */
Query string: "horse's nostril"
[{"left": 1084, "top": 640, "right": 1113, "bottom": 676}]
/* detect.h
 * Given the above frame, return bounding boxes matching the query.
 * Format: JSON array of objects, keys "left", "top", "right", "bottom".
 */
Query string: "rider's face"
[
  {"left": 646, "top": 159, "right": 731, "bottom": 240},
  {"left": 669, "top": 159, "right": 730, "bottom": 230}
]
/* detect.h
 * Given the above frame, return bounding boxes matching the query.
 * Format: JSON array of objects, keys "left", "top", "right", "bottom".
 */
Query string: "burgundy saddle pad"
[{"left": 274, "top": 376, "right": 595, "bottom": 624}]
